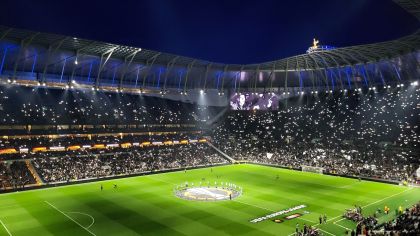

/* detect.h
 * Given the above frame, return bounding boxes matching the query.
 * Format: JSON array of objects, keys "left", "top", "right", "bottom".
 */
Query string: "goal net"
[{"left": 301, "top": 165, "right": 324, "bottom": 174}]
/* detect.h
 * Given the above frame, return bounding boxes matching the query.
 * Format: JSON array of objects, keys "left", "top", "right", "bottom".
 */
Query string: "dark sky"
[{"left": 0, "top": 0, "right": 418, "bottom": 64}]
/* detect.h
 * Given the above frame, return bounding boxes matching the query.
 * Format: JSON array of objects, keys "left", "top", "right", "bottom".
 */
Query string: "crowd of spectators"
[
  {"left": 213, "top": 88, "right": 420, "bottom": 182},
  {"left": 295, "top": 223, "right": 320, "bottom": 236},
  {"left": 0, "top": 83, "right": 418, "bottom": 236},
  {"left": 0, "top": 85, "right": 222, "bottom": 125},
  {"left": 351, "top": 202, "right": 420, "bottom": 235},
  {"left": 32, "top": 143, "right": 227, "bottom": 183},
  {"left": 0, "top": 161, "right": 35, "bottom": 190},
  {"left": 214, "top": 139, "right": 417, "bottom": 182},
  {"left": 0, "top": 132, "right": 203, "bottom": 160},
  {"left": 380, "top": 202, "right": 420, "bottom": 235}
]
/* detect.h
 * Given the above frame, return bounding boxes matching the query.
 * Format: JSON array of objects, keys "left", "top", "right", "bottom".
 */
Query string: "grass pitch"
[{"left": 0, "top": 164, "right": 418, "bottom": 236}]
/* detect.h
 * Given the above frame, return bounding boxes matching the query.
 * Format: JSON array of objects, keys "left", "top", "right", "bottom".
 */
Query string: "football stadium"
[{"left": 0, "top": 0, "right": 419, "bottom": 235}]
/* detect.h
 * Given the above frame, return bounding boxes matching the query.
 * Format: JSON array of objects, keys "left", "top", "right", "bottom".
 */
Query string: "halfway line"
[{"left": 233, "top": 199, "right": 275, "bottom": 212}]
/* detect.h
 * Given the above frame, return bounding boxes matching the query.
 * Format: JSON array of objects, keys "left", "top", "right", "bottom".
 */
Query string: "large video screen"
[{"left": 230, "top": 93, "right": 278, "bottom": 110}]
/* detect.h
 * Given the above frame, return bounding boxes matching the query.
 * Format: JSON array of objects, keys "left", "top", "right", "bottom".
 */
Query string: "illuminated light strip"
[
  {"left": 32, "top": 147, "right": 47, "bottom": 152},
  {"left": 0, "top": 148, "right": 17, "bottom": 154},
  {"left": 0, "top": 47, "right": 9, "bottom": 75},
  {"left": 50, "top": 146, "right": 65, "bottom": 151},
  {"left": 67, "top": 145, "right": 81, "bottom": 150},
  {"left": 19, "top": 148, "right": 29, "bottom": 153}
]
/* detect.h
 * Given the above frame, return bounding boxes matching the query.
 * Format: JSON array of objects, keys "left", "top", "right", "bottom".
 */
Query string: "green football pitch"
[{"left": 0, "top": 164, "right": 418, "bottom": 236}]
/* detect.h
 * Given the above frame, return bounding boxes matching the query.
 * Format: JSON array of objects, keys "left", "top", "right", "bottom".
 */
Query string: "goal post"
[{"left": 301, "top": 165, "right": 324, "bottom": 174}]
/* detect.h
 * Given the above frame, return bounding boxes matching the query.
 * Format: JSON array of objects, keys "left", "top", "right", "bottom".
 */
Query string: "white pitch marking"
[
  {"left": 67, "top": 212, "right": 95, "bottom": 229},
  {"left": 0, "top": 219, "right": 12, "bottom": 236},
  {"left": 320, "top": 187, "right": 414, "bottom": 234},
  {"left": 45, "top": 201, "right": 96, "bottom": 236},
  {"left": 233, "top": 199, "right": 275, "bottom": 212},
  {"left": 333, "top": 217, "right": 346, "bottom": 223},
  {"left": 361, "top": 188, "right": 412, "bottom": 209},
  {"left": 326, "top": 215, "right": 343, "bottom": 222},
  {"left": 287, "top": 187, "right": 413, "bottom": 235},
  {"left": 318, "top": 228, "right": 336, "bottom": 236},
  {"left": 299, "top": 217, "right": 316, "bottom": 223},
  {"left": 334, "top": 221, "right": 351, "bottom": 231},
  {"left": 235, "top": 200, "right": 324, "bottom": 234}
]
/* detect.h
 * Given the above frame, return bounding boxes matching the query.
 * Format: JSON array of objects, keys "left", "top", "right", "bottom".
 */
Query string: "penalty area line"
[
  {"left": 361, "top": 188, "right": 412, "bottom": 209},
  {"left": 289, "top": 188, "right": 413, "bottom": 236},
  {"left": 333, "top": 221, "right": 352, "bottom": 231},
  {"left": 0, "top": 218, "right": 12, "bottom": 236},
  {"left": 67, "top": 212, "right": 95, "bottom": 229},
  {"left": 45, "top": 201, "right": 96, "bottom": 236},
  {"left": 318, "top": 228, "right": 336, "bottom": 236}
]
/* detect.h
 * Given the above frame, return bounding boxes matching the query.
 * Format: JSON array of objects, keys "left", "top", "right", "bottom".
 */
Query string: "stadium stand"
[
  {"left": 0, "top": 2, "right": 419, "bottom": 232},
  {"left": 213, "top": 87, "right": 420, "bottom": 183},
  {"left": 0, "top": 85, "right": 418, "bottom": 190},
  {"left": 32, "top": 143, "right": 226, "bottom": 184}
]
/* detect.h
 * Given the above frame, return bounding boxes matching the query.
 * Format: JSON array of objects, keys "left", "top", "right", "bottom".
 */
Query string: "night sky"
[{"left": 0, "top": 0, "right": 418, "bottom": 64}]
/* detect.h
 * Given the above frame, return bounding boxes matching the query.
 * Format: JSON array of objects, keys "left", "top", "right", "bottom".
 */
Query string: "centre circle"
[{"left": 175, "top": 186, "right": 241, "bottom": 201}]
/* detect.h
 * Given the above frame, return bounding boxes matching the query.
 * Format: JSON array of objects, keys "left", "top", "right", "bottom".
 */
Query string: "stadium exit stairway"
[
  {"left": 207, "top": 142, "right": 235, "bottom": 163},
  {"left": 25, "top": 160, "right": 44, "bottom": 185}
]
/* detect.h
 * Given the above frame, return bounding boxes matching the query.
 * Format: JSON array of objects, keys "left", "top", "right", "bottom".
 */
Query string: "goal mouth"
[{"left": 174, "top": 186, "right": 241, "bottom": 201}]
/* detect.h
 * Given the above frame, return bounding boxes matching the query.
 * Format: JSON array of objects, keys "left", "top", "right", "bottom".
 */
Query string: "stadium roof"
[
  {"left": 0, "top": 0, "right": 418, "bottom": 91},
  {"left": 0, "top": 25, "right": 419, "bottom": 72}
]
